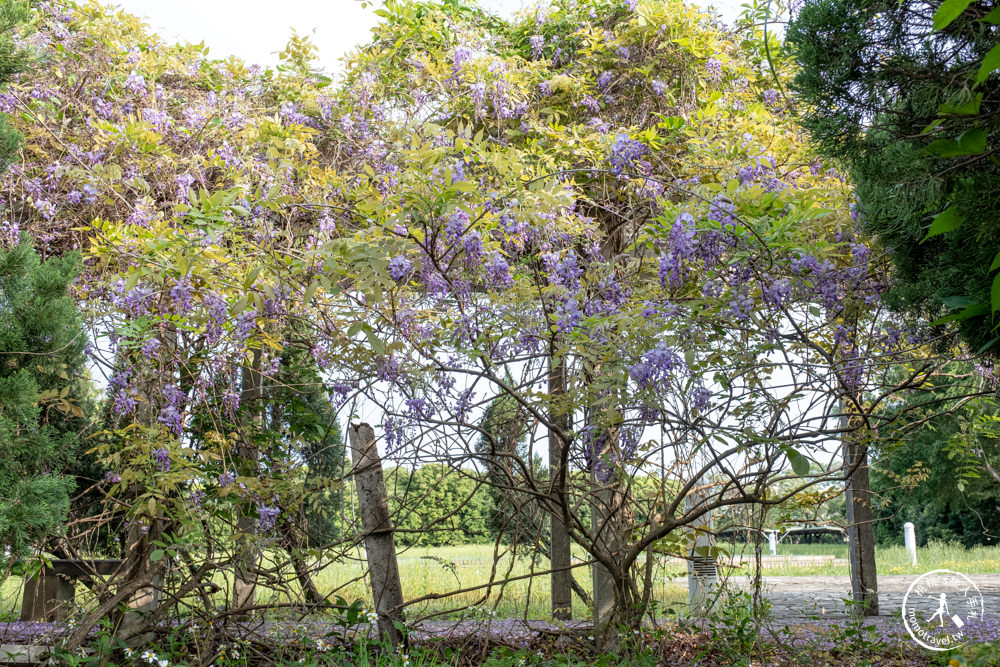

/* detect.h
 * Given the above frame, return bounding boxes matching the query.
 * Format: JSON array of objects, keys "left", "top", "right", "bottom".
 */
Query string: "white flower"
[
  {"left": 124, "top": 648, "right": 134, "bottom": 657},
  {"left": 157, "top": 659, "right": 169, "bottom": 667}
]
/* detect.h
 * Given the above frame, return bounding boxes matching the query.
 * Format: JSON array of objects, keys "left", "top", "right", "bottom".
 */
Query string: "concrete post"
[
  {"left": 767, "top": 530, "right": 777, "bottom": 556},
  {"left": 349, "top": 423, "right": 405, "bottom": 647},
  {"left": 686, "top": 487, "right": 717, "bottom": 617},
  {"left": 904, "top": 522, "right": 917, "bottom": 566}
]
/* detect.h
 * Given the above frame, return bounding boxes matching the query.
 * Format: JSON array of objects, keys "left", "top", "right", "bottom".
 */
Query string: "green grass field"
[{"left": 3, "top": 541, "right": 997, "bottom": 621}]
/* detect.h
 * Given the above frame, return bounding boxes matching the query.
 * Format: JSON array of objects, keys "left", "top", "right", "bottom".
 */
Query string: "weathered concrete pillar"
[
  {"left": 349, "top": 423, "right": 405, "bottom": 646},
  {"left": 686, "top": 487, "right": 717, "bottom": 617},
  {"left": 21, "top": 571, "right": 74, "bottom": 621}
]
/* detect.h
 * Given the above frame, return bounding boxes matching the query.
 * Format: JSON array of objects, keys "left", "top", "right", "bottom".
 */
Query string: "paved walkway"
[{"left": 698, "top": 574, "right": 1000, "bottom": 620}]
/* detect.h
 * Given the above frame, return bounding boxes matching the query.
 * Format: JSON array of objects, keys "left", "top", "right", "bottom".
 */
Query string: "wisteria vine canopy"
[{"left": 0, "top": 0, "right": 961, "bottom": 644}]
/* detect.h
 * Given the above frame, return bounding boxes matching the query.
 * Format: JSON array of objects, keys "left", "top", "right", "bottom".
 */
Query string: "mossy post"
[{"left": 349, "top": 423, "right": 404, "bottom": 646}]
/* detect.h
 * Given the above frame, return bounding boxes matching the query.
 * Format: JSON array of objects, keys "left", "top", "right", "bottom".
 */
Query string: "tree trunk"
[
  {"left": 349, "top": 423, "right": 405, "bottom": 647},
  {"left": 591, "top": 479, "right": 619, "bottom": 643},
  {"left": 233, "top": 348, "right": 263, "bottom": 616},
  {"left": 589, "top": 421, "right": 628, "bottom": 646},
  {"left": 548, "top": 352, "right": 572, "bottom": 620},
  {"left": 839, "top": 300, "right": 879, "bottom": 618},
  {"left": 844, "top": 430, "right": 879, "bottom": 616}
]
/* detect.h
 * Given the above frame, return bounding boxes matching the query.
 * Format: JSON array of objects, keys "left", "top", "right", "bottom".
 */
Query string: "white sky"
[{"left": 111, "top": 0, "right": 747, "bottom": 72}]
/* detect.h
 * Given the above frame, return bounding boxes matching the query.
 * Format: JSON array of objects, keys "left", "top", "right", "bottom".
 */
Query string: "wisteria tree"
[
  {"left": 287, "top": 0, "right": 976, "bottom": 639},
  {"left": 0, "top": 0, "right": 989, "bottom": 656}
]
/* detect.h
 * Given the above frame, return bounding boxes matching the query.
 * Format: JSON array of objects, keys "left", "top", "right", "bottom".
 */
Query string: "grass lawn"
[{"left": 2, "top": 541, "right": 996, "bottom": 621}]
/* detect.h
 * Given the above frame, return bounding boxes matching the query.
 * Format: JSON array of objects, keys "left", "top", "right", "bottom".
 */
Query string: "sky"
[{"left": 111, "top": 0, "right": 747, "bottom": 72}]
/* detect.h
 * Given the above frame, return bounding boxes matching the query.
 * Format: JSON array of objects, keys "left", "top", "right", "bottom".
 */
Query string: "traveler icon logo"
[{"left": 903, "top": 569, "right": 984, "bottom": 651}]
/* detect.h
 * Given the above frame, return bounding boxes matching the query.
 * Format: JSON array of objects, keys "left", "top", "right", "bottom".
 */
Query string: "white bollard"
[
  {"left": 767, "top": 530, "right": 777, "bottom": 556},
  {"left": 904, "top": 522, "right": 917, "bottom": 566},
  {"left": 685, "top": 487, "right": 717, "bottom": 617}
]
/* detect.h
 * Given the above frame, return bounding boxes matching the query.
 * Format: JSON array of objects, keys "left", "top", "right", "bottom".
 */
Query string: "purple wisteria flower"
[
  {"left": 123, "top": 70, "right": 146, "bottom": 95},
  {"left": 175, "top": 173, "right": 195, "bottom": 200},
  {"left": 387, "top": 255, "right": 413, "bottom": 283},
  {"left": 312, "top": 343, "right": 334, "bottom": 369},
  {"left": 556, "top": 297, "right": 582, "bottom": 333},
  {"left": 453, "top": 45, "right": 473, "bottom": 71},
  {"left": 218, "top": 471, "right": 236, "bottom": 488},
  {"left": 608, "top": 133, "right": 647, "bottom": 175},
  {"left": 406, "top": 397, "right": 434, "bottom": 420},
  {"left": 257, "top": 504, "right": 280, "bottom": 532},
  {"left": 140, "top": 336, "right": 161, "bottom": 360},
  {"left": 170, "top": 277, "right": 193, "bottom": 314},
  {"left": 485, "top": 253, "right": 513, "bottom": 288},
  {"left": 152, "top": 447, "right": 170, "bottom": 472},
  {"left": 629, "top": 344, "right": 684, "bottom": 391},
  {"left": 705, "top": 58, "right": 723, "bottom": 80},
  {"left": 454, "top": 388, "right": 475, "bottom": 422},
  {"left": 529, "top": 35, "right": 545, "bottom": 59}
]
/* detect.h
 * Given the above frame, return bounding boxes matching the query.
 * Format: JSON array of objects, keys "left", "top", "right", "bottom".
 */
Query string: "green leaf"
[
  {"left": 925, "top": 128, "right": 987, "bottom": 157},
  {"left": 303, "top": 282, "right": 318, "bottom": 304},
  {"left": 364, "top": 328, "right": 386, "bottom": 355},
  {"left": 991, "top": 249, "right": 1000, "bottom": 272},
  {"left": 921, "top": 205, "right": 963, "bottom": 242},
  {"left": 933, "top": 0, "right": 974, "bottom": 30},
  {"left": 787, "top": 449, "right": 811, "bottom": 476},
  {"left": 929, "top": 302, "right": 988, "bottom": 326},
  {"left": 976, "top": 335, "right": 1000, "bottom": 354},
  {"left": 958, "top": 128, "right": 987, "bottom": 153},
  {"left": 977, "top": 43, "right": 1000, "bottom": 83},
  {"left": 150, "top": 549, "right": 165, "bottom": 563},
  {"left": 939, "top": 93, "right": 982, "bottom": 116},
  {"left": 984, "top": 7, "right": 1000, "bottom": 23},
  {"left": 992, "top": 273, "right": 1000, "bottom": 313},
  {"left": 921, "top": 118, "right": 946, "bottom": 135},
  {"left": 941, "top": 295, "right": 979, "bottom": 309}
]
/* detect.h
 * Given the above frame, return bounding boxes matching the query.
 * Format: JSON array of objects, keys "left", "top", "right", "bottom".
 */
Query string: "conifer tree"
[{"left": 0, "top": 239, "right": 88, "bottom": 561}]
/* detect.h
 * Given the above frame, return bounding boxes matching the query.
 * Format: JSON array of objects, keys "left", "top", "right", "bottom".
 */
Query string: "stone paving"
[{"left": 713, "top": 574, "right": 1000, "bottom": 620}]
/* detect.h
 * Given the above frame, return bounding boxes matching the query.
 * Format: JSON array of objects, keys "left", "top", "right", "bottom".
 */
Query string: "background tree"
[
  {"left": 269, "top": 347, "right": 348, "bottom": 548},
  {"left": 0, "top": 1, "right": 91, "bottom": 563},
  {"left": 788, "top": 0, "right": 1000, "bottom": 353},
  {"left": 388, "top": 464, "right": 491, "bottom": 547},
  {"left": 872, "top": 363, "right": 1000, "bottom": 547},
  {"left": 0, "top": 237, "right": 89, "bottom": 562},
  {"left": 0, "top": 0, "right": 26, "bottom": 179},
  {"left": 474, "top": 396, "right": 548, "bottom": 548}
]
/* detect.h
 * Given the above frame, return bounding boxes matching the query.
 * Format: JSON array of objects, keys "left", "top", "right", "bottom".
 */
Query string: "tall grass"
[{"left": 1, "top": 541, "right": 996, "bottom": 621}]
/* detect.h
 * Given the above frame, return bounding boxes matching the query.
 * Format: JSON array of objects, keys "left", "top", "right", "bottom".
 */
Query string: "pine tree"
[
  {"left": 0, "top": 238, "right": 88, "bottom": 562},
  {"left": 788, "top": 0, "right": 1000, "bottom": 353},
  {"left": 0, "top": 1, "right": 83, "bottom": 562},
  {"left": 0, "top": 0, "right": 27, "bottom": 173},
  {"left": 268, "top": 347, "right": 346, "bottom": 548}
]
